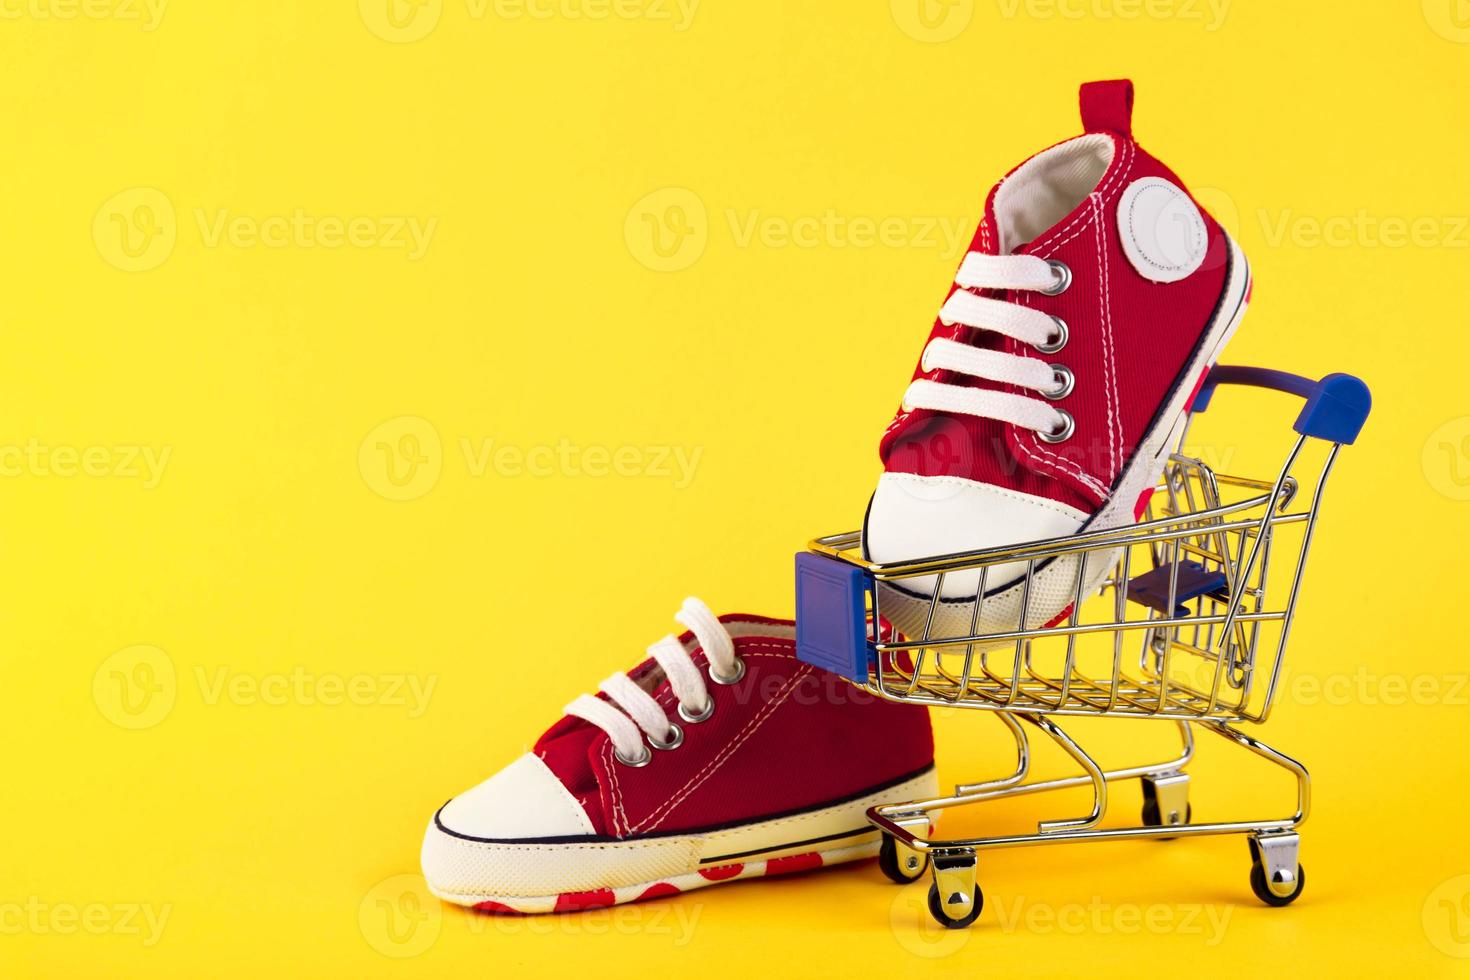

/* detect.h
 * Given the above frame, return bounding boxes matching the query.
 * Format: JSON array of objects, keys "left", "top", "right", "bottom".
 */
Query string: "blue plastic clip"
[
  {"left": 794, "top": 552, "right": 871, "bottom": 682},
  {"left": 1127, "top": 560, "right": 1229, "bottom": 617}
]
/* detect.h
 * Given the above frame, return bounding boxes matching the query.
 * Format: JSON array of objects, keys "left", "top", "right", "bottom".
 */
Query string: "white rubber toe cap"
[
  {"left": 434, "top": 753, "right": 597, "bottom": 841},
  {"left": 422, "top": 753, "right": 601, "bottom": 900},
  {"left": 422, "top": 753, "right": 699, "bottom": 903},
  {"left": 865, "top": 472, "right": 1087, "bottom": 598}
]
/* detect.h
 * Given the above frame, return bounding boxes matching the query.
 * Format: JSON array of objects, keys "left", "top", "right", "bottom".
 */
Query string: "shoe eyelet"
[
  {"left": 1041, "top": 260, "right": 1071, "bottom": 295},
  {"left": 1039, "top": 409, "right": 1075, "bottom": 444},
  {"left": 678, "top": 697, "right": 715, "bottom": 724},
  {"left": 615, "top": 744, "right": 653, "bottom": 768},
  {"left": 1042, "top": 364, "right": 1074, "bottom": 401},
  {"left": 1035, "top": 316, "right": 1068, "bottom": 353},
  {"left": 647, "top": 722, "right": 684, "bottom": 752},
  {"left": 709, "top": 656, "right": 746, "bottom": 686}
]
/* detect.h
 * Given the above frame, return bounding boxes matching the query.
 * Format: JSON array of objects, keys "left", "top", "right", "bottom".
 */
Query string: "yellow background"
[{"left": 4, "top": 1, "right": 1469, "bottom": 976}]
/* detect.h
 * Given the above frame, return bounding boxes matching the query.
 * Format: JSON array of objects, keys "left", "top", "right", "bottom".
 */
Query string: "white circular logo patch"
[{"left": 1117, "top": 177, "right": 1207, "bottom": 283}]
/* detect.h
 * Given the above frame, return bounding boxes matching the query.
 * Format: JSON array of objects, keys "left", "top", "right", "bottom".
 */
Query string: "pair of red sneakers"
[{"left": 421, "top": 80, "right": 1248, "bottom": 913}]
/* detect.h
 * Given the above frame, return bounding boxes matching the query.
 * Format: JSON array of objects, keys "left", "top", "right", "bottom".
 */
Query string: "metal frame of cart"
[{"left": 793, "top": 366, "right": 1371, "bottom": 928}]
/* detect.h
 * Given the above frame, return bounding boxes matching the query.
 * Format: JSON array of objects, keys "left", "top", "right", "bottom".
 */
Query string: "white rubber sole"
[{"left": 423, "top": 766, "right": 940, "bottom": 914}]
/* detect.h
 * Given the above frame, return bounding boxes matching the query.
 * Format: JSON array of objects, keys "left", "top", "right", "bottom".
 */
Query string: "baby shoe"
[
  {"left": 421, "top": 598, "right": 936, "bottom": 913},
  {"left": 864, "top": 79, "right": 1250, "bottom": 641}
]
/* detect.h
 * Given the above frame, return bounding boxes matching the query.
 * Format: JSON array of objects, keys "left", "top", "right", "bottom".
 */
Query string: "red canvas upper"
[
  {"left": 532, "top": 615, "right": 933, "bottom": 837},
  {"left": 879, "top": 80, "right": 1231, "bottom": 515}
]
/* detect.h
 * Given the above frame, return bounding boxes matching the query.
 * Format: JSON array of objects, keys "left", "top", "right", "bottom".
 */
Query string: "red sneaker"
[
  {"left": 421, "top": 598, "right": 935, "bottom": 913},
  {"left": 864, "top": 79, "right": 1250, "bottom": 639}
]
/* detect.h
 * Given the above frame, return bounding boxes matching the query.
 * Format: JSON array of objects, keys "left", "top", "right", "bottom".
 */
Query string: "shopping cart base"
[{"left": 869, "top": 715, "right": 1310, "bottom": 929}]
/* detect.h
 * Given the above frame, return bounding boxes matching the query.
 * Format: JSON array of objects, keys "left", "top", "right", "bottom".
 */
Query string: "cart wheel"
[
  {"left": 927, "top": 881, "right": 983, "bottom": 929},
  {"left": 1141, "top": 799, "right": 1192, "bottom": 833},
  {"left": 1249, "top": 859, "right": 1305, "bottom": 907},
  {"left": 878, "top": 834, "right": 928, "bottom": 884}
]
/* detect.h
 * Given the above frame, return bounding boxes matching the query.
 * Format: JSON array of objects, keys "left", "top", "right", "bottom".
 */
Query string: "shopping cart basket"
[{"left": 794, "top": 366, "right": 1370, "bottom": 928}]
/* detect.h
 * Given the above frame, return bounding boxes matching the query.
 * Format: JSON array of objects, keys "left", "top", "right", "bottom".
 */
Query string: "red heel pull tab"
[{"left": 1079, "top": 79, "right": 1134, "bottom": 138}]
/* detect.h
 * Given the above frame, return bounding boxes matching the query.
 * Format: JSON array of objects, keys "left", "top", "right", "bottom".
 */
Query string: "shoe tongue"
[
  {"left": 533, "top": 719, "right": 611, "bottom": 835},
  {"left": 877, "top": 140, "right": 1107, "bottom": 497},
  {"left": 530, "top": 651, "right": 671, "bottom": 837}
]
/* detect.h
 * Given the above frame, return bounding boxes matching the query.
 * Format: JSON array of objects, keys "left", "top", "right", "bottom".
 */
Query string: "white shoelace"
[
  {"left": 901, "top": 252, "right": 1074, "bottom": 440},
  {"left": 564, "top": 597, "right": 740, "bottom": 767}
]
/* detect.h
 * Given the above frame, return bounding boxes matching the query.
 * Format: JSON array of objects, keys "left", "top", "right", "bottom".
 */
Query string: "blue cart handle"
[{"left": 1191, "top": 365, "right": 1371, "bottom": 445}]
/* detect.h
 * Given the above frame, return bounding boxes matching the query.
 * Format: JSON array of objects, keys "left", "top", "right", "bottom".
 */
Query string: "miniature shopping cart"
[{"left": 794, "top": 366, "right": 1370, "bottom": 929}]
